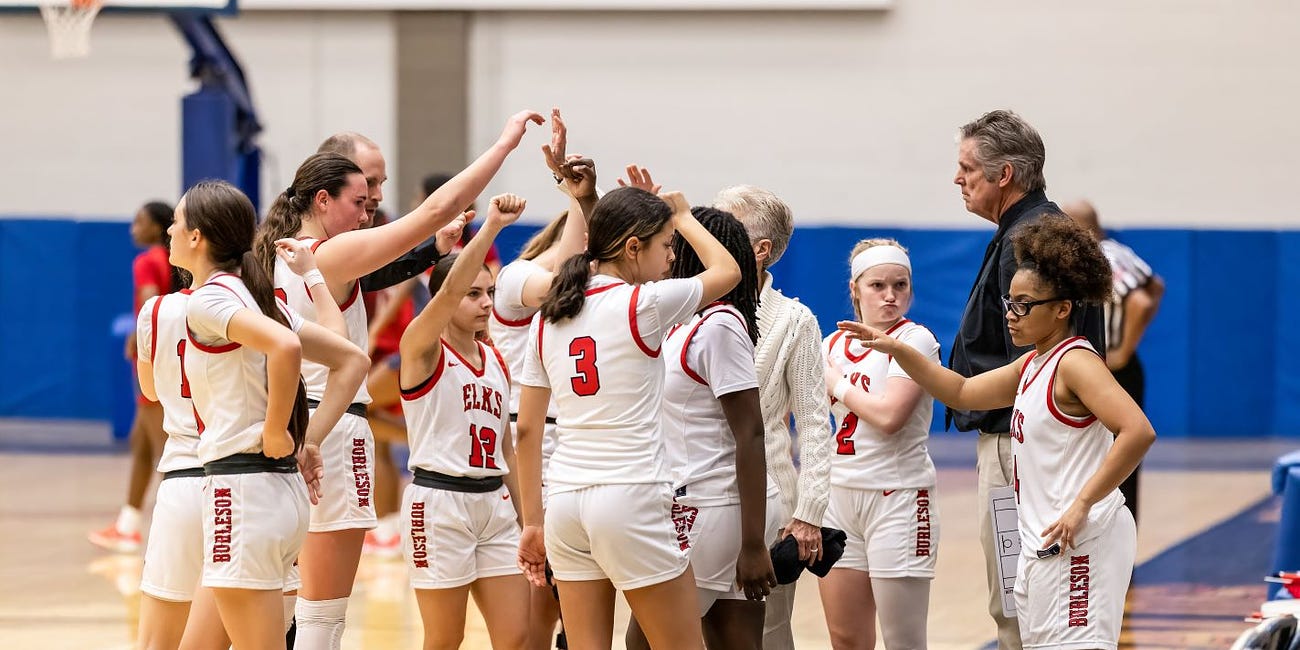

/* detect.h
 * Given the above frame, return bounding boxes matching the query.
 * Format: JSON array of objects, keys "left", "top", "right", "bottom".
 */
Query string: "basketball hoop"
[{"left": 38, "top": 0, "right": 102, "bottom": 59}]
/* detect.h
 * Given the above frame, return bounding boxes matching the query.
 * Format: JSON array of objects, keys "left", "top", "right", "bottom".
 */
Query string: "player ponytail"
[
  {"left": 541, "top": 187, "right": 671, "bottom": 323},
  {"left": 254, "top": 152, "right": 364, "bottom": 280},
  {"left": 671, "top": 207, "right": 760, "bottom": 344},
  {"left": 183, "top": 180, "right": 311, "bottom": 452}
]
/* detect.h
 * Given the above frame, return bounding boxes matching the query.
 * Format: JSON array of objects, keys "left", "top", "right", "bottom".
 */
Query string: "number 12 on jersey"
[{"left": 468, "top": 424, "right": 499, "bottom": 470}]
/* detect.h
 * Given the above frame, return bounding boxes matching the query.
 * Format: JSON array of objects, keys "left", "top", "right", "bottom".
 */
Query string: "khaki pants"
[{"left": 977, "top": 432, "right": 1023, "bottom": 650}]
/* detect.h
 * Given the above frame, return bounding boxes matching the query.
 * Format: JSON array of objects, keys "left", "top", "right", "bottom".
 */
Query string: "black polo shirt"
[{"left": 947, "top": 189, "right": 1106, "bottom": 433}]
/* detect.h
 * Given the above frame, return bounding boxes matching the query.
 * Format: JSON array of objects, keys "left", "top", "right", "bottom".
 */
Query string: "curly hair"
[{"left": 1011, "top": 214, "right": 1112, "bottom": 305}]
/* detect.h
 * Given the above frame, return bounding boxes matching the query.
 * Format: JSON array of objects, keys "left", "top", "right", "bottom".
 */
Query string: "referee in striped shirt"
[{"left": 1065, "top": 200, "right": 1165, "bottom": 528}]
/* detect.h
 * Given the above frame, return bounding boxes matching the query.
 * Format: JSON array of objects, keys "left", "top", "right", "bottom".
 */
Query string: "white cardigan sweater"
[{"left": 755, "top": 272, "right": 832, "bottom": 526}]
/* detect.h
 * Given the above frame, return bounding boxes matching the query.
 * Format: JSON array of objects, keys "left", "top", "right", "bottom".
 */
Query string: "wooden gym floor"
[{"left": 0, "top": 419, "right": 1291, "bottom": 649}]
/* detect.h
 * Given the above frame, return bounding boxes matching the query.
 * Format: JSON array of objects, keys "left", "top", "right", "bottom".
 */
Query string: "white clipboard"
[{"left": 988, "top": 484, "right": 1019, "bottom": 617}]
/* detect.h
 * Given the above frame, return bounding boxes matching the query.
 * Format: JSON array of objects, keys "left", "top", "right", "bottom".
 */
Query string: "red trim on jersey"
[
  {"left": 179, "top": 288, "right": 194, "bottom": 296},
  {"left": 492, "top": 306, "right": 533, "bottom": 328},
  {"left": 678, "top": 305, "right": 747, "bottom": 385},
  {"left": 585, "top": 282, "right": 624, "bottom": 297},
  {"left": 186, "top": 327, "right": 241, "bottom": 354},
  {"left": 444, "top": 338, "right": 486, "bottom": 377},
  {"left": 1020, "top": 336, "right": 1085, "bottom": 392},
  {"left": 1046, "top": 369, "right": 1098, "bottom": 428},
  {"left": 148, "top": 296, "right": 164, "bottom": 364},
  {"left": 400, "top": 347, "right": 446, "bottom": 401},
  {"left": 309, "top": 239, "right": 324, "bottom": 253},
  {"left": 628, "top": 285, "right": 661, "bottom": 358},
  {"left": 488, "top": 343, "right": 512, "bottom": 387},
  {"left": 841, "top": 318, "right": 910, "bottom": 363},
  {"left": 338, "top": 281, "right": 361, "bottom": 311},
  {"left": 1045, "top": 343, "right": 1100, "bottom": 428},
  {"left": 302, "top": 281, "right": 315, "bottom": 304}
]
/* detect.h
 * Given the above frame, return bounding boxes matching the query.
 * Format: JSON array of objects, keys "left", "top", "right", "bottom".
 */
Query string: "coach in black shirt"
[{"left": 950, "top": 110, "right": 1105, "bottom": 650}]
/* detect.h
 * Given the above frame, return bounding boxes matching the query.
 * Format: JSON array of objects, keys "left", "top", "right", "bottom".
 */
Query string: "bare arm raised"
[
  {"left": 838, "top": 319, "right": 1025, "bottom": 412},
  {"left": 399, "top": 196, "right": 524, "bottom": 389},
  {"left": 314, "top": 111, "right": 543, "bottom": 300}
]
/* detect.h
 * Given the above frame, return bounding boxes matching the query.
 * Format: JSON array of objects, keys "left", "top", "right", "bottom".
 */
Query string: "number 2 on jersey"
[
  {"left": 467, "top": 424, "right": 499, "bottom": 469},
  {"left": 568, "top": 336, "right": 601, "bottom": 396},
  {"left": 835, "top": 413, "right": 858, "bottom": 455}
]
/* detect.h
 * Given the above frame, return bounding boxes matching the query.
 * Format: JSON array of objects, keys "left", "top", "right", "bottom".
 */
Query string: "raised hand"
[
  {"left": 657, "top": 190, "right": 692, "bottom": 218},
  {"left": 273, "top": 238, "right": 321, "bottom": 277},
  {"left": 435, "top": 211, "right": 470, "bottom": 255},
  {"left": 497, "top": 110, "right": 546, "bottom": 150},
  {"left": 617, "top": 164, "right": 662, "bottom": 194},
  {"left": 561, "top": 155, "right": 597, "bottom": 199},
  {"left": 541, "top": 107, "right": 568, "bottom": 179},
  {"left": 487, "top": 193, "right": 526, "bottom": 228}
]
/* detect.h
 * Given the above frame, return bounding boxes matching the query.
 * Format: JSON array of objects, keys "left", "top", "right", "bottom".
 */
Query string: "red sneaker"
[
  {"left": 363, "top": 529, "right": 401, "bottom": 559},
  {"left": 88, "top": 524, "right": 142, "bottom": 553}
]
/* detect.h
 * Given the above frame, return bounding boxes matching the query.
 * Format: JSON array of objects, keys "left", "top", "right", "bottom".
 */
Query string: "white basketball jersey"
[
  {"left": 401, "top": 340, "right": 512, "bottom": 478},
  {"left": 137, "top": 291, "right": 201, "bottom": 472},
  {"left": 1011, "top": 336, "right": 1125, "bottom": 555},
  {"left": 491, "top": 259, "right": 546, "bottom": 416},
  {"left": 661, "top": 303, "right": 758, "bottom": 507},
  {"left": 521, "top": 275, "right": 702, "bottom": 493},
  {"left": 823, "top": 319, "right": 939, "bottom": 490},
  {"left": 186, "top": 272, "right": 304, "bottom": 465},
  {"left": 273, "top": 238, "right": 370, "bottom": 404}
]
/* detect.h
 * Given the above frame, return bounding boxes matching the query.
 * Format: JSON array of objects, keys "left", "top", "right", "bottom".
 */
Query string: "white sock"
[
  {"left": 283, "top": 594, "right": 297, "bottom": 634},
  {"left": 295, "top": 597, "right": 349, "bottom": 650},
  {"left": 376, "top": 514, "right": 399, "bottom": 539},
  {"left": 116, "top": 505, "right": 142, "bottom": 535}
]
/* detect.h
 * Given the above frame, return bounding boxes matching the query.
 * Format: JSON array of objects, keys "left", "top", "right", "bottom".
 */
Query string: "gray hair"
[
  {"left": 958, "top": 110, "right": 1046, "bottom": 193},
  {"left": 317, "top": 132, "right": 379, "bottom": 159},
  {"left": 713, "top": 185, "right": 794, "bottom": 268}
]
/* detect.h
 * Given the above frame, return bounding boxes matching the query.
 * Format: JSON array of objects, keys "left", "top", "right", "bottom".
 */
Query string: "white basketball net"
[{"left": 39, "top": 1, "right": 102, "bottom": 59}]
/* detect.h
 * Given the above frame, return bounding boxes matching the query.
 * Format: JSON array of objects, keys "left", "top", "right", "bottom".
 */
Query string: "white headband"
[{"left": 850, "top": 246, "right": 912, "bottom": 281}]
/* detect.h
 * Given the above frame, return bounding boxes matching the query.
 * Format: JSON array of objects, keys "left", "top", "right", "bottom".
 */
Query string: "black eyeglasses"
[{"left": 1001, "top": 294, "right": 1062, "bottom": 317}]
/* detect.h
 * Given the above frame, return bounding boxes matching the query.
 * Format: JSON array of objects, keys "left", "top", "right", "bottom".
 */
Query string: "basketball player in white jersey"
[
  {"left": 514, "top": 186, "right": 741, "bottom": 649},
  {"left": 491, "top": 112, "right": 599, "bottom": 650},
  {"left": 393, "top": 194, "right": 530, "bottom": 648},
  {"left": 818, "top": 239, "right": 940, "bottom": 650},
  {"left": 626, "top": 206, "right": 777, "bottom": 650},
  {"left": 135, "top": 236, "right": 345, "bottom": 650},
  {"left": 838, "top": 215, "right": 1155, "bottom": 650},
  {"left": 165, "top": 181, "right": 368, "bottom": 650},
  {"left": 251, "top": 110, "right": 543, "bottom": 649}
]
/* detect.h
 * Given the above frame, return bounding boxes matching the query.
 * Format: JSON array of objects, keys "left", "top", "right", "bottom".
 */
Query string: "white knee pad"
[{"left": 294, "top": 597, "right": 349, "bottom": 650}]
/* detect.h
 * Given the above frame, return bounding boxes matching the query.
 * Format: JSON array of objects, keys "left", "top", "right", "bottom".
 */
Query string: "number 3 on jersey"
[{"left": 569, "top": 336, "right": 601, "bottom": 396}]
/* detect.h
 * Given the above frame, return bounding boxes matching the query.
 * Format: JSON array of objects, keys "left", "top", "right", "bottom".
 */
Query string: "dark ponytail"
[
  {"left": 254, "top": 152, "right": 364, "bottom": 280},
  {"left": 540, "top": 187, "right": 671, "bottom": 323},
  {"left": 183, "top": 180, "right": 310, "bottom": 452}
]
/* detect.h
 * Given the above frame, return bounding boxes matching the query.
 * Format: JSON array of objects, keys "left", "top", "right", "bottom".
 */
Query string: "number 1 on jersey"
[{"left": 569, "top": 336, "right": 601, "bottom": 396}]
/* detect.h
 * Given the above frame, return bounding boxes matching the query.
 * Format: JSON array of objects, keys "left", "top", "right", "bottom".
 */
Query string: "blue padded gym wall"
[{"left": 0, "top": 219, "right": 1290, "bottom": 440}]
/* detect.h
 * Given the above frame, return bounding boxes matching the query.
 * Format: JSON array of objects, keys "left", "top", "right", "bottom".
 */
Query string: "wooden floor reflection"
[{"left": 0, "top": 429, "right": 1290, "bottom": 650}]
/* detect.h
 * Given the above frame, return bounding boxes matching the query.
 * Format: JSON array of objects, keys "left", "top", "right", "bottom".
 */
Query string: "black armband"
[{"left": 359, "top": 234, "right": 443, "bottom": 292}]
